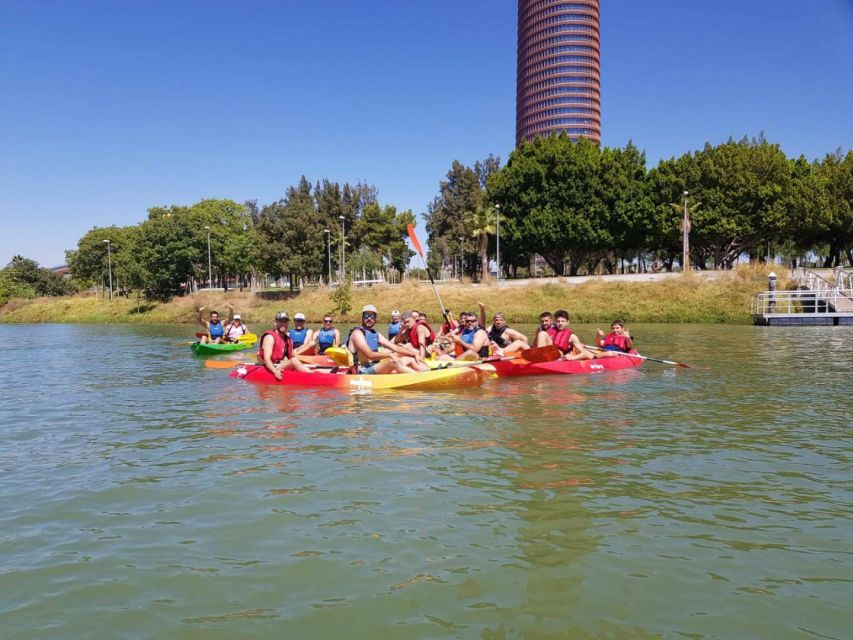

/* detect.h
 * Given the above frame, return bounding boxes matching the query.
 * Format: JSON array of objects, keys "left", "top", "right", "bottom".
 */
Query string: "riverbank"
[{"left": 0, "top": 265, "right": 782, "bottom": 324}]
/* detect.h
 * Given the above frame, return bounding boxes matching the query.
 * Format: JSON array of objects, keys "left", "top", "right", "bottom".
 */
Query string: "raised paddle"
[
  {"left": 589, "top": 347, "right": 703, "bottom": 369},
  {"left": 407, "top": 223, "right": 451, "bottom": 328}
]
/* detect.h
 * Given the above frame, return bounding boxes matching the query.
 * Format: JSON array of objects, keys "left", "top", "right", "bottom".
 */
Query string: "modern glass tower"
[{"left": 516, "top": 0, "right": 601, "bottom": 144}]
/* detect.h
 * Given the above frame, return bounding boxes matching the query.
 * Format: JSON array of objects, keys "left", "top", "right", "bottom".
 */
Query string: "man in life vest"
[
  {"left": 347, "top": 305, "right": 427, "bottom": 374},
  {"left": 258, "top": 311, "right": 313, "bottom": 380},
  {"left": 290, "top": 312, "right": 315, "bottom": 355},
  {"left": 436, "top": 309, "right": 459, "bottom": 338},
  {"left": 477, "top": 302, "right": 529, "bottom": 356},
  {"left": 539, "top": 309, "right": 593, "bottom": 360},
  {"left": 400, "top": 311, "right": 438, "bottom": 360},
  {"left": 196, "top": 306, "right": 225, "bottom": 344},
  {"left": 533, "top": 311, "right": 555, "bottom": 347},
  {"left": 594, "top": 319, "right": 634, "bottom": 357},
  {"left": 307, "top": 314, "right": 340, "bottom": 355},
  {"left": 223, "top": 309, "right": 250, "bottom": 342},
  {"left": 449, "top": 310, "right": 490, "bottom": 360},
  {"left": 387, "top": 310, "right": 403, "bottom": 341}
]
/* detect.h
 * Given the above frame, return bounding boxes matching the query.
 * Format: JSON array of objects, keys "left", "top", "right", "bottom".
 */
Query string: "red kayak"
[{"left": 481, "top": 350, "right": 643, "bottom": 377}]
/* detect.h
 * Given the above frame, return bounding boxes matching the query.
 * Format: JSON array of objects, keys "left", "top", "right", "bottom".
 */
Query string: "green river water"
[{"left": 1, "top": 323, "right": 850, "bottom": 639}]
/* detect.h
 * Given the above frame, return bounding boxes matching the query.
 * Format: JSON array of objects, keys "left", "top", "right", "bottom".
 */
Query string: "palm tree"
[{"left": 466, "top": 205, "right": 496, "bottom": 283}]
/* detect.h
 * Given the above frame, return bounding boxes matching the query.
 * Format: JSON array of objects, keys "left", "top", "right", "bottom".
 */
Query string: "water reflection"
[{"left": 0, "top": 323, "right": 850, "bottom": 638}]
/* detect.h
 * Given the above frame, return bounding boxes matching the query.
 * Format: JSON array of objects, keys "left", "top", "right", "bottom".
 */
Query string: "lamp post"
[
  {"left": 682, "top": 191, "right": 690, "bottom": 272},
  {"left": 495, "top": 204, "right": 500, "bottom": 284},
  {"left": 204, "top": 225, "right": 212, "bottom": 289},
  {"left": 102, "top": 239, "right": 112, "bottom": 300},
  {"left": 338, "top": 215, "right": 346, "bottom": 283},
  {"left": 324, "top": 229, "right": 332, "bottom": 285}
]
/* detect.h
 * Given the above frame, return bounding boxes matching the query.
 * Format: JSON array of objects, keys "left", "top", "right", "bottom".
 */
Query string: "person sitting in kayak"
[
  {"left": 593, "top": 319, "right": 633, "bottom": 357},
  {"left": 449, "top": 311, "right": 490, "bottom": 360},
  {"left": 290, "top": 312, "right": 314, "bottom": 355},
  {"left": 347, "top": 305, "right": 427, "bottom": 374},
  {"left": 306, "top": 314, "right": 340, "bottom": 355},
  {"left": 196, "top": 306, "right": 225, "bottom": 344},
  {"left": 400, "top": 311, "right": 437, "bottom": 360},
  {"left": 533, "top": 311, "right": 555, "bottom": 347},
  {"left": 387, "top": 310, "right": 403, "bottom": 341},
  {"left": 540, "top": 309, "right": 593, "bottom": 361},
  {"left": 223, "top": 308, "right": 250, "bottom": 342},
  {"left": 477, "top": 302, "right": 529, "bottom": 356},
  {"left": 258, "top": 311, "right": 313, "bottom": 380}
]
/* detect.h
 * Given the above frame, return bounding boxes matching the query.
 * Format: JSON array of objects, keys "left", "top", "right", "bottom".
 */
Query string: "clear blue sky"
[{"left": 2, "top": 0, "right": 851, "bottom": 267}]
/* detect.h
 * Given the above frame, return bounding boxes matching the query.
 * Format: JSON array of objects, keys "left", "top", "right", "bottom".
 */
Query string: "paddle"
[
  {"left": 204, "top": 360, "right": 339, "bottom": 371},
  {"left": 175, "top": 332, "right": 257, "bottom": 346},
  {"left": 433, "top": 344, "right": 562, "bottom": 368},
  {"left": 407, "top": 224, "right": 451, "bottom": 328},
  {"left": 589, "top": 347, "right": 703, "bottom": 369}
]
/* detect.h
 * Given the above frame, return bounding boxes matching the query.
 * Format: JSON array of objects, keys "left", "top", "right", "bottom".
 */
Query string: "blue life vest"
[
  {"left": 316, "top": 327, "right": 336, "bottom": 354},
  {"left": 209, "top": 321, "right": 224, "bottom": 339},
  {"left": 388, "top": 321, "right": 401, "bottom": 339},
  {"left": 289, "top": 327, "right": 308, "bottom": 348},
  {"left": 460, "top": 326, "right": 489, "bottom": 358},
  {"left": 348, "top": 326, "right": 380, "bottom": 364}
]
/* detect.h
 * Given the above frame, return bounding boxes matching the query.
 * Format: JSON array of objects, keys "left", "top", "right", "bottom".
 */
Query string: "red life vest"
[
  {"left": 408, "top": 319, "right": 435, "bottom": 350},
  {"left": 548, "top": 326, "right": 574, "bottom": 354},
  {"left": 602, "top": 332, "right": 631, "bottom": 351},
  {"left": 441, "top": 318, "right": 458, "bottom": 334},
  {"left": 258, "top": 329, "right": 292, "bottom": 364}
]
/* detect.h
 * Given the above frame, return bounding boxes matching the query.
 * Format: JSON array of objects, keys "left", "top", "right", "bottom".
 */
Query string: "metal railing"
[
  {"left": 754, "top": 267, "right": 853, "bottom": 317},
  {"left": 751, "top": 289, "right": 851, "bottom": 317}
]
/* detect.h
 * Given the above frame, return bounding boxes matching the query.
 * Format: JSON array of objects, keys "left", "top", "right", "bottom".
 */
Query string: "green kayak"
[{"left": 191, "top": 341, "right": 254, "bottom": 355}]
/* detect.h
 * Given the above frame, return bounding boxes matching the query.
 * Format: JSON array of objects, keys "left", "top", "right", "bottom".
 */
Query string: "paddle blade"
[
  {"left": 519, "top": 345, "right": 562, "bottom": 363},
  {"left": 325, "top": 346, "right": 354, "bottom": 367},
  {"left": 235, "top": 333, "right": 257, "bottom": 343},
  {"left": 407, "top": 223, "right": 425, "bottom": 258},
  {"left": 204, "top": 360, "right": 248, "bottom": 369}
]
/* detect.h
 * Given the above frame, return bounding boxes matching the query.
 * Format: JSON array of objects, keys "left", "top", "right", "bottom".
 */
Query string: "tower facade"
[{"left": 516, "top": 0, "right": 601, "bottom": 145}]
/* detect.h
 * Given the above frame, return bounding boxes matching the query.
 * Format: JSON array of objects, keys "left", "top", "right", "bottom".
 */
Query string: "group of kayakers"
[{"left": 194, "top": 303, "right": 635, "bottom": 380}]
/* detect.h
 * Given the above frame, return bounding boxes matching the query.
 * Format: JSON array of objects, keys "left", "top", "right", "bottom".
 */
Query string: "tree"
[
  {"left": 466, "top": 205, "right": 496, "bottom": 282},
  {"left": 0, "top": 256, "right": 75, "bottom": 304},
  {"left": 256, "top": 177, "right": 325, "bottom": 286}
]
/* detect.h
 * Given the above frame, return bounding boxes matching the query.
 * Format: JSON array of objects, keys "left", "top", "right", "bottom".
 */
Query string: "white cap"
[
  {"left": 362, "top": 304, "right": 378, "bottom": 314},
  {"left": 294, "top": 312, "right": 306, "bottom": 320},
  {"left": 391, "top": 309, "right": 400, "bottom": 316},
  {"left": 233, "top": 314, "right": 241, "bottom": 320}
]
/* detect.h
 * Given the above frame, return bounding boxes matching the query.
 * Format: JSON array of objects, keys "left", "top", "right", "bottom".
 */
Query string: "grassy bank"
[{"left": 0, "top": 265, "right": 783, "bottom": 325}]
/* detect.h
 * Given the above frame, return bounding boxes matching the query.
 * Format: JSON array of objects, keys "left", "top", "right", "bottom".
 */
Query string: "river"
[{"left": 1, "top": 323, "right": 850, "bottom": 638}]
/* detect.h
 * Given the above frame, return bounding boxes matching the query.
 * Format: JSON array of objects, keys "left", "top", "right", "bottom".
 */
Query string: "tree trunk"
[{"left": 479, "top": 235, "right": 490, "bottom": 283}]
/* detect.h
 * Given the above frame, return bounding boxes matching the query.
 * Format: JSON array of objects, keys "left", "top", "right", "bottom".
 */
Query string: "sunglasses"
[
  {"left": 362, "top": 313, "right": 377, "bottom": 320},
  {"left": 323, "top": 319, "right": 333, "bottom": 323}
]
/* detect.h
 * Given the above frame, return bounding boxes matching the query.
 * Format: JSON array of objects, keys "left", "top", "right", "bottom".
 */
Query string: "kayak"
[
  {"left": 191, "top": 341, "right": 255, "bottom": 355},
  {"left": 482, "top": 350, "right": 644, "bottom": 377},
  {"left": 229, "top": 363, "right": 487, "bottom": 391}
]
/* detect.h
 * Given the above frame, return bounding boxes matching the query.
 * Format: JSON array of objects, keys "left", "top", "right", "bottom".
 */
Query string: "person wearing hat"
[
  {"left": 346, "top": 305, "right": 428, "bottom": 374},
  {"left": 223, "top": 306, "right": 250, "bottom": 342},
  {"left": 258, "top": 311, "right": 313, "bottom": 379},
  {"left": 387, "top": 309, "right": 402, "bottom": 341},
  {"left": 290, "top": 312, "right": 315, "bottom": 355}
]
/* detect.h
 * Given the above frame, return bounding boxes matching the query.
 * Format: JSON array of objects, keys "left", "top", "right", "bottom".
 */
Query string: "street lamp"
[
  {"left": 204, "top": 225, "right": 212, "bottom": 289},
  {"left": 495, "top": 204, "right": 501, "bottom": 284},
  {"left": 102, "top": 239, "right": 112, "bottom": 300},
  {"left": 324, "top": 229, "right": 332, "bottom": 285},
  {"left": 682, "top": 191, "right": 690, "bottom": 272},
  {"left": 338, "top": 215, "right": 346, "bottom": 283}
]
